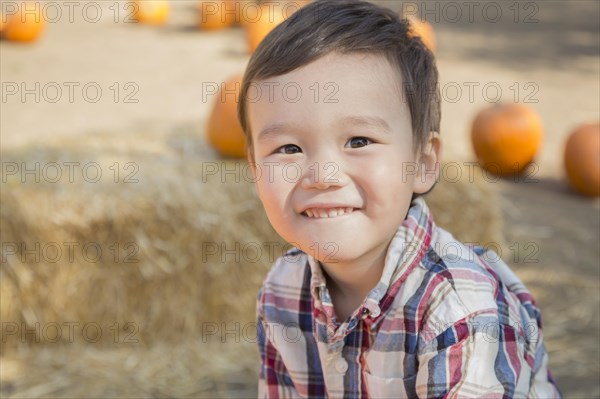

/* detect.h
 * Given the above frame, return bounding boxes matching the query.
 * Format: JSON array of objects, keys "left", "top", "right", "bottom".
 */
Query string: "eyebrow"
[
  {"left": 256, "top": 115, "right": 391, "bottom": 142},
  {"left": 337, "top": 115, "right": 391, "bottom": 133},
  {"left": 257, "top": 122, "right": 294, "bottom": 143}
]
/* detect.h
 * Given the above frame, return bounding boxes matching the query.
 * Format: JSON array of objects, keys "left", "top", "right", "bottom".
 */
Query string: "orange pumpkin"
[
  {"left": 245, "top": 2, "right": 298, "bottom": 52},
  {"left": 1, "top": 2, "right": 46, "bottom": 43},
  {"left": 197, "top": 0, "right": 240, "bottom": 30},
  {"left": 408, "top": 17, "right": 436, "bottom": 52},
  {"left": 206, "top": 74, "right": 247, "bottom": 158},
  {"left": 564, "top": 122, "right": 600, "bottom": 197},
  {"left": 471, "top": 103, "right": 543, "bottom": 176},
  {"left": 238, "top": 1, "right": 262, "bottom": 28},
  {"left": 132, "top": 0, "right": 170, "bottom": 25}
]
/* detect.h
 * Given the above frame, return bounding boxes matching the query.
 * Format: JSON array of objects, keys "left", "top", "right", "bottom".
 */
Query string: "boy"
[{"left": 238, "top": 0, "right": 562, "bottom": 397}]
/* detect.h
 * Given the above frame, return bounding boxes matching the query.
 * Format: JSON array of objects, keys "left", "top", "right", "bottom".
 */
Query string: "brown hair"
[{"left": 238, "top": 0, "right": 440, "bottom": 158}]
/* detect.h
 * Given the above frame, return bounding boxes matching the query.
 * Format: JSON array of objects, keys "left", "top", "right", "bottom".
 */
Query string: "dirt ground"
[{"left": 1, "top": 0, "right": 599, "bottom": 397}]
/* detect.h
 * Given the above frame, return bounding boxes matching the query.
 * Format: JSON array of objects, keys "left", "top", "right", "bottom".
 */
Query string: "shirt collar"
[{"left": 307, "top": 196, "right": 434, "bottom": 319}]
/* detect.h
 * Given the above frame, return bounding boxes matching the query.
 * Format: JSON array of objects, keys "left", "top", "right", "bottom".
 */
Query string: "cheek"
[
  {"left": 354, "top": 157, "right": 415, "bottom": 206},
  {"left": 360, "top": 157, "right": 412, "bottom": 186},
  {"left": 255, "top": 177, "right": 287, "bottom": 213}
]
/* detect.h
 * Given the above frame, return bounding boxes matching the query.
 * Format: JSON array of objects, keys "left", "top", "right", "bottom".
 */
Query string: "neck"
[{"left": 319, "top": 237, "right": 391, "bottom": 316}]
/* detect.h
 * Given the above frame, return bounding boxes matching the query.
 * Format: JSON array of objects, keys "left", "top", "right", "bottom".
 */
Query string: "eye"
[
  {"left": 275, "top": 144, "right": 302, "bottom": 154},
  {"left": 347, "top": 137, "right": 373, "bottom": 148}
]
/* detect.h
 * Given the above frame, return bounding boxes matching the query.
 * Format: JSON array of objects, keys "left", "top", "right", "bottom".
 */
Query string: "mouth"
[{"left": 301, "top": 207, "right": 359, "bottom": 219}]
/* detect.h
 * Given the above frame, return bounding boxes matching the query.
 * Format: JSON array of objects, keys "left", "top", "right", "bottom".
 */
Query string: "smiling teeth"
[{"left": 305, "top": 207, "right": 354, "bottom": 218}]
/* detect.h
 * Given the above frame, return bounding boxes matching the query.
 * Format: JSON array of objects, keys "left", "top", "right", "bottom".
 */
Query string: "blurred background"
[{"left": 1, "top": 0, "right": 599, "bottom": 397}]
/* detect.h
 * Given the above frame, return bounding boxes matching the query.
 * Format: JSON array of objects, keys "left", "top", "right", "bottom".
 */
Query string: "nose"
[{"left": 300, "top": 160, "right": 347, "bottom": 190}]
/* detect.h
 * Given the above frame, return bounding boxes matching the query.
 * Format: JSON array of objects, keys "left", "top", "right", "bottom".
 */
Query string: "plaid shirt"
[{"left": 256, "top": 197, "right": 562, "bottom": 398}]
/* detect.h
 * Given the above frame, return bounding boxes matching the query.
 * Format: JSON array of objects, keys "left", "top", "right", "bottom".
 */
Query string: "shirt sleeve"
[
  {"left": 256, "top": 290, "right": 302, "bottom": 399},
  {"left": 527, "top": 327, "right": 563, "bottom": 398},
  {"left": 416, "top": 313, "right": 562, "bottom": 399}
]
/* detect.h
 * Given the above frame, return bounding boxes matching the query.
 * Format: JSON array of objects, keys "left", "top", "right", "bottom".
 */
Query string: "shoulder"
[
  {"left": 415, "top": 226, "right": 543, "bottom": 345},
  {"left": 419, "top": 226, "right": 501, "bottom": 315},
  {"left": 256, "top": 247, "right": 312, "bottom": 319}
]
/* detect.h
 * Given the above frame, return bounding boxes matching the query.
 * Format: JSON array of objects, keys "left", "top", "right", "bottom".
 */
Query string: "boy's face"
[{"left": 247, "top": 52, "right": 438, "bottom": 265}]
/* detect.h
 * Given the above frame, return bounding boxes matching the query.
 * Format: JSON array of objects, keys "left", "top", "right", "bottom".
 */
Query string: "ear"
[{"left": 413, "top": 131, "right": 442, "bottom": 194}]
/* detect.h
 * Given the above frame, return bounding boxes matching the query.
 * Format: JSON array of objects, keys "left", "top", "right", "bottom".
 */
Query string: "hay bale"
[
  {"left": 0, "top": 131, "right": 504, "bottom": 396},
  {"left": 1, "top": 341, "right": 258, "bottom": 398},
  {"left": 1, "top": 152, "right": 284, "bottom": 350},
  {"left": 425, "top": 163, "right": 506, "bottom": 248}
]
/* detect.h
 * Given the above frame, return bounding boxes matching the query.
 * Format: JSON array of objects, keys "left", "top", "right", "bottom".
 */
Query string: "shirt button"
[
  {"left": 370, "top": 306, "right": 381, "bottom": 318},
  {"left": 335, "top": 358, "right": 348, "bottom": 374}
]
